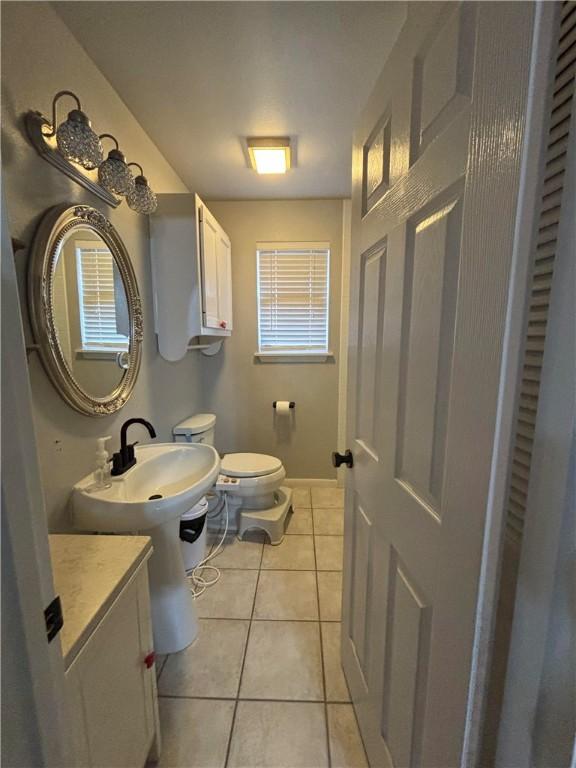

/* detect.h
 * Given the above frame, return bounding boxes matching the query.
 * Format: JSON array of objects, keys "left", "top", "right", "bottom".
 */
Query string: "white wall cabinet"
[
  {"left": 64, "top": 564, "right": 160, "bottom": 767},
  {"left": 151, "top": 193, "right": 233, "bottom": 361}
]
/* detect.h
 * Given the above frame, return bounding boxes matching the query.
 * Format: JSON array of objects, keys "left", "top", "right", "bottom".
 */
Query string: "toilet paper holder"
[{"left": 273, "top": 401, "right": 295, "bottom": 409}]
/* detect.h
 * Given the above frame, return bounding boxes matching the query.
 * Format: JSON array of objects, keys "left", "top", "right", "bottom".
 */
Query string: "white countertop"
[{"left": 49, "top": 534, "right": 152, "bottom": 668}]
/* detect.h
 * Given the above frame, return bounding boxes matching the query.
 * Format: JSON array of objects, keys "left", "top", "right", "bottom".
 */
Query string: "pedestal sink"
[{"left": 72, "top": 443, "right": 220, "bottom": 653}]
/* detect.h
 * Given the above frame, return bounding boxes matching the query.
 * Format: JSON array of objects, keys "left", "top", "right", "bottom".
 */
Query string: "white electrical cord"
[{"left": 185, "top": 491, "right": 229, "bottom": 598}]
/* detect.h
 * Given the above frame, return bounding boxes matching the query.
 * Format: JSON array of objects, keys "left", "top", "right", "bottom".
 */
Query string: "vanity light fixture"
[
  {"left": 126, "top": 163, "right": 158, "bottom": 214},
  {"left": 247, "top": 137, "right": 291, "bottom": 174},
  {"left": 46, "top": 90, "right": 104, "bottom": 170},
  {"left": 25, "top": 90, "right": 157, "bottom": 213},
  {"left": 98, "top": 134, "right": 135, "bottom": 196}
]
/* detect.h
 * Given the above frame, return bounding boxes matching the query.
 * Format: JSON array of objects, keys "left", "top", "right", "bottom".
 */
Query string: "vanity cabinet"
[
  {"left": 151, "top": 193, "right": 233, "bottom": 361},
  {"left": 51, "top": 536, "right": 161, "bottom": 768},
  {"left": 65, "top": 566, "right": 159, "bottom": 767}
]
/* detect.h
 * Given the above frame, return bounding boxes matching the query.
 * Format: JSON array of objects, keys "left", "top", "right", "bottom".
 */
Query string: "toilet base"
[{"left": 237, "top": 486, "right": 292, "bottom": 545}]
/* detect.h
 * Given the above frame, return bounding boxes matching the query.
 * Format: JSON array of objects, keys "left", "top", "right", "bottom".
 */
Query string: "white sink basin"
[
  {"left": 72, "top": 443, "right": 220, "bottom": 532},
  {"left": 72, "top": 442, "right": 220, "bottom": 654}
]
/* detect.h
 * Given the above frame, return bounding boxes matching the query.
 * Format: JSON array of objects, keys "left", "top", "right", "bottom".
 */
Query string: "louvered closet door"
[
  {"left": 342, "top": 3, "right": 536, "bottom": 766},
  {"left": 506, "top": 0, "right": 576, "bottom": 546}
]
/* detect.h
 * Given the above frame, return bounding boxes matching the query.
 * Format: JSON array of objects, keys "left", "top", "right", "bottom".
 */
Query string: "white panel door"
[{"left": 341, "top": 3, "right": 535, "bottom": 766}]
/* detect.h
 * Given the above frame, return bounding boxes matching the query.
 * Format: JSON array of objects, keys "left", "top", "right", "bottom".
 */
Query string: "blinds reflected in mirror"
[{"left": 75, "top": 241, "right": 130, "bottom": 352}]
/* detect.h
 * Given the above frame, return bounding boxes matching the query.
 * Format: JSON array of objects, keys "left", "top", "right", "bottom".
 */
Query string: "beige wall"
[
  {"left": 204, "top": 200, "right": 345, "bottom": 479},
  {"left": 1, "top": 2, "right": 203, "bottom": 530}
]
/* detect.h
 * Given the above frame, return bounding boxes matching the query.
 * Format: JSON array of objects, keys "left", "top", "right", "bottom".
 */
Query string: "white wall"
[
  {"left": 204, "top": 199, "right": 346, "bottom": 479},
  {"left": 1, "top": 2, "right": 203, "bottom": 529}
]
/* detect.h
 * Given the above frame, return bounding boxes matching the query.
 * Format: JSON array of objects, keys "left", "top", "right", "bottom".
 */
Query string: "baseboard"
[{"left": 284, "top": 478, "right": 337, "bottom": 487}]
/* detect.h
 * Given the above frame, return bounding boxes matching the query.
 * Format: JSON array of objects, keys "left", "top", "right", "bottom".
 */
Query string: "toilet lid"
[
  {"left": 173, "top": 413, "right": 216, "bottom": 436},
  {"left": 221, "top": 453, "right": 282, "bottom": 478}
]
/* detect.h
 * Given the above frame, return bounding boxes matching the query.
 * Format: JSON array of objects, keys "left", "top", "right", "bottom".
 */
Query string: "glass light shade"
[
  {"left": 126, "top": 176, "right": 157, "bottom": 215},
  {"left": 98, "top": 149, "right": 135, "bottom": 196},
  {"left": 251, "top": 147, "right": 288, "bottom": 174},
  {"left": 56, "top": 109, "right": 103, "bottom": 170},
  {"left": 247, "top": 138, "right": 291, "bottom": 174}
]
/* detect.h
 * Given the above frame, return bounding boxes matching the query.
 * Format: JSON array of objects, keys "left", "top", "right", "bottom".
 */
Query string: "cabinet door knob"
[
  {"left": 219, "top": 320, "right": 227, "bottom": 329},
  {"left": 144, "top": 652, "right": 155, "bottom": 669},
  {"left": 332, "top": 450, "right": 354, "bottom": 468}
]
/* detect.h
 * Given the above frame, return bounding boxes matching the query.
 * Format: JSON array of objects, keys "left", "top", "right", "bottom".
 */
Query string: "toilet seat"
[
  {"left": 221, "top": 452, "right": 282, "bottom": 478},
  {"left": 219, "top": 454, "right": 286, "bottom": 505}
]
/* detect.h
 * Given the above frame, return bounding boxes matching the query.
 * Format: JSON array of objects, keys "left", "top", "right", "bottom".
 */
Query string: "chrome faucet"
[{"left": 111, "top": 418, "right": 157, "bottom": 476}]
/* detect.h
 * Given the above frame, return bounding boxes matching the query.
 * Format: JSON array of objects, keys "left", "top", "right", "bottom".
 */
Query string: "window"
[
  {"left": 257, "top": 242, "right": 330, "bottom": 355},
  {"left": 76, "top": 242, "right": 129, "bottom": 353}
]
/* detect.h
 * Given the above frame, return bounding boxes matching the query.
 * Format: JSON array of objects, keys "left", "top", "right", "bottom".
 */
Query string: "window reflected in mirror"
[{"left": 52, "top": 228, "right": 130, "bottom": 398}]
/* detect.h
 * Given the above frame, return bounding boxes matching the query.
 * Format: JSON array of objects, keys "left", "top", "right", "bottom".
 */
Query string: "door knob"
[{"left": 332, "top": 449, "right": 353, "bottom": 468}]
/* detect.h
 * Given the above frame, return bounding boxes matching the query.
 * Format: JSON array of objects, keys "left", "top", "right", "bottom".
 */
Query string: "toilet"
[{"left": 173, "top": 414, "right": 293, "bottom": 544}]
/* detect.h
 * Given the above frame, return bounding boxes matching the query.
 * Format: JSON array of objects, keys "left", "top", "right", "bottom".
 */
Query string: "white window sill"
[{"left": 254, "top": 351, "right": 335, "bottom": 363}]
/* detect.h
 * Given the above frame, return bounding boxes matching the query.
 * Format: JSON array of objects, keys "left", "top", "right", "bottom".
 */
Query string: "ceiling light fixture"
[{"left": 247, "top": 137, "right": 291, "bottom": 175}]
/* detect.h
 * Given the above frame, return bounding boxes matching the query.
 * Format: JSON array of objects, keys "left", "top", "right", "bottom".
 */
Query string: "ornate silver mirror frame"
[{"left": 28, "top": 204, "right": 143, "bottom": 416}]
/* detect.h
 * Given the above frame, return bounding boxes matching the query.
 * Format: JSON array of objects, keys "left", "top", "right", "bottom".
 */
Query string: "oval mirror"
[{"left": 28, "top": 204, "right": 143, "bottom": 416}]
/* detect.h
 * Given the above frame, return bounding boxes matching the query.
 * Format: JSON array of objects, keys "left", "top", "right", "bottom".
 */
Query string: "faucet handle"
[
  {"left": 126, "top": 441, "right": 139, "bottom": 462},
  {"left": 111, "top": 442, "right": 139, "bottom": 476}
]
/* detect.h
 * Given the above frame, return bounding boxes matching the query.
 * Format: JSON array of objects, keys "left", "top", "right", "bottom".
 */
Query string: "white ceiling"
[{"left": 54, "top": 2, "right": 405, "bottom": 199}]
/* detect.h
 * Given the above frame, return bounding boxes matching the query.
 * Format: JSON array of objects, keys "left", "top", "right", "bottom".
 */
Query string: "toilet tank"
[{"left": 173, "top": 413, "right": 216, "bottom": 446}]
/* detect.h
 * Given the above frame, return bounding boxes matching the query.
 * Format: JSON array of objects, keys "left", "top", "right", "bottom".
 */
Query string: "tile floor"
[{"left": 154, "top": 485, "right": 368, "bottom": 768}]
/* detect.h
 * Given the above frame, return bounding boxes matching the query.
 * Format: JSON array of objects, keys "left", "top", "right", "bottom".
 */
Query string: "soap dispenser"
[{"left": 86, "top": 436, "right": 112, "bottom": 492}]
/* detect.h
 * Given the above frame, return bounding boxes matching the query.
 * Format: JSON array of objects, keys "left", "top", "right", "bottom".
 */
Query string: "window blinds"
[
  {"left": 257, "top": 244, "right": 330, "bottom": 352},
  {"left": 76, "top": 244, "right": 129, "bottom": 351}
]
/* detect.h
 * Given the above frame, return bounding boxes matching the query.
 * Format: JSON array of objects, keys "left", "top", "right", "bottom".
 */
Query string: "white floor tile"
[
  {"left": 195, "top": 569, "right": 258, "bottom": 619},
  {"left": 261, "top": 534, "right": 315, "bottom": 570},
  {"left": 207, "top": 533, "right": 263, "bottom": 569},
  {"left": 318, "top": 571, "right": 343, "bottom": 621},
  {"left": 157, "top": 697, "right": 234, "bottom": 768},
  {"left": 321, "top": 623, "right": 351, "bottom": 702},
  {"left": 240, "top": 620, "right": 324, "bottom": 700},
  {"left": 291, "top": 487, "right": 312, "bottom": 507},
  {"left": 254, "top": 570, "right": 318, "bottom": 620},
  {"left": 156, "top": 518, "right": 360, "bottom": 767},
  {"left": 312, "top": 487, "right": 345, "bottom": 508},
  {"left": 313, "top": 507, "right": 344, "bottom": 535},
  {"left": 228, "top": 701, "right": 328, "bottom": 768},
  {"left": 159, "top": 619, "right": 249, "bottom": 698},
  {"left": 285, "top": 507, "right": 313, "bottom": 535},
  {"left": 315, "top": 535, "right": 344, "bottom": 571},
  {"left": 328, "top": 704, "right": 368, "bottom": 768}
]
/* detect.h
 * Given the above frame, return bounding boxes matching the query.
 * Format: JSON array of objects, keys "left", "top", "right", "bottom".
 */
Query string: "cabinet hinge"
[{"left": 45, "top": 595, "right": 64, "bottom": 643}]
